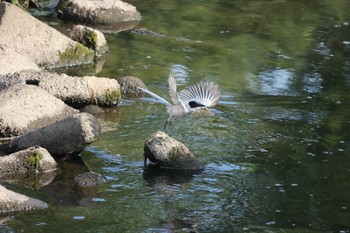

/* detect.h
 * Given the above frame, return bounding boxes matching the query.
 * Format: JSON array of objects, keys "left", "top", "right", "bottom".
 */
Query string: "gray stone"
[
  {"left": 0, "top": 184, "right": 48, "bottom": 215},
  {"left": 0, "top": 2, "right": 94, "bottom": 72},
  {"left": 119, "top": 76, "right": 146, "bottom": 97},
  {"left": 56, "top": 0, "right": 141, "bottom": 25},
  {"left": 74, "top": 171, "right": 107, "bottom": 187},
  {"left": 144, "top": 131, "right": 204, "bottom": 170},
  {"left": 0, "top": 71, "right": 121, "bottom": 107},
  {"left": 0, "top": 113, "right": 101, "bottom": 158},
  {"left": 70, "top": 25, "right": 109, "bottom": 56},
  {"left": 0, "top": 84, "right": 78, "bottom": 137},
  {"left": 0, "top": 47, "right": 41, "bottom": 76},
  {"left": 0, "top": 146, "right": 56, "bottom": 176}
]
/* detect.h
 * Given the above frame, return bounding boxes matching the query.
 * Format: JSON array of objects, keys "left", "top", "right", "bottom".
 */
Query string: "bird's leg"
[
  {"left": 163, "top": 121, "right": 169, "bottom": 130},
  {"left": 163, "top": 119, "right": 172, "bottom": 130}
]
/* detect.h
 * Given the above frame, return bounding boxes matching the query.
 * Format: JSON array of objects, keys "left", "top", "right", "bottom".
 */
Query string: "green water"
[{"left": 3, "top": 0, "right": 350, "bottom": 232}]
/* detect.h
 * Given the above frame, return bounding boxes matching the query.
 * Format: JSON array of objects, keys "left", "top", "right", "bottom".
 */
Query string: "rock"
[
  {"left": 0, "top": 184, "right": 48, "bottom": 215},
  {"left": 56, "top": 0, "right": 141, "bottom": 25},
  {"left": 0, "top": 113, "right": 101, "bottom": 158},
  {"left": 0, "top": 85, "right": 78, "bottom": 137},
  {"left": 144, "top": 131, "right": 204, "bottom": 170},
  {"left": 70, "top": 25, "right": 109, "bottom": 56},
  {"left": 0, "top": 146, "right": 56, "bottom": 176},
  {"left": 80, "top": 105, "right": 105, "bottom": 115},
  {"left": 74, "top": 171, "right": 107, "bottom": 187},
  {"left": 132, "top": 28, "right": 167, "bottom": 38},
  {"left": 0, "top": 2, "right": 94, "bottom": 71},
  {"left": 0, "top": 71, "right": 121, "bottom": 107},
  {"left": 118, "top": 76, "right": 146, "bottom": 97},
  {"left": 0, "top": 47, "right": 41, "bottom": 76}
]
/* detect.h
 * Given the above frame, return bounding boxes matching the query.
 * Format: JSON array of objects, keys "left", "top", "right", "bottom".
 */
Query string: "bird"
[{"left": 138, "top": 70, "right": 220, "bottom": 129}]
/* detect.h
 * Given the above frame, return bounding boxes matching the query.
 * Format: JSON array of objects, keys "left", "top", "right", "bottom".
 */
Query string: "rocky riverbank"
[
  {"left": 0, "top": 0, "right": 141, "bottom": 214},
  {"left": 0, "top": 0, "right": 202, "bottom": 217}
]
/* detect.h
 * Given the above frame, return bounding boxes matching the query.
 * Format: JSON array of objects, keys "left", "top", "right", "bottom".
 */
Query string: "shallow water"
[{"left": 3, "top": 0, "right": 350, "bottom": 232}]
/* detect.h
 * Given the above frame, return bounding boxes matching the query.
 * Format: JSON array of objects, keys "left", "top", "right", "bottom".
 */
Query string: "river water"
[{"left": 4, "top": 0, "right": 350, "bottom": 232}]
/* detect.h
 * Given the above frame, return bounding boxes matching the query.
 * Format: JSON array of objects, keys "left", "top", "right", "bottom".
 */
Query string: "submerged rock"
[
  {"left": 118, "top": 76, "right": 146, "bottom": 97},
  {"left": 74, "top": 171, "right": 107, "bottom": 187},
  {"left": 0, "top": 184, "right": 48, "bottom": 215},
  {"left": 0, "top": 2, "right": 94, "bottom": 71},
  {"left": 0, "top": 146, "right": 56, "bottom": 176},
  {"left": 144, "top": 131, "right": 204, "bottom": 170},
  {"left": 0, "top": 113, "right": 101, "bottom": 159},
  {"left": 0, "top": 84, "right": 78, "bottom": 137}
]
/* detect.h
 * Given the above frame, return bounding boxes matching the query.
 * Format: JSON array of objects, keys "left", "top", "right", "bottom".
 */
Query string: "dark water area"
[{"left": 3, "top": 0, "right": 350, "bottom": 232}]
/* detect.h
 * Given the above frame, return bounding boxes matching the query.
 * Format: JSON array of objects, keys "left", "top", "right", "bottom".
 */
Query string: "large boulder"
[
  {"left": 0, "top": 184, "right": 48, "bottom": 215},
  {"left": 144, "top": 131, "right": 204, "bottom": 170},
  {"left": 0, "top": 113, "right": 101, "bottom": 158},
  {"left": 0, "top": 146, "right": 56, "bottom": 176},
  {"left": 0, "top": 2, "right": 94, "bottom": 72},
  {"left": 0, "top": 71, "right": 121, "bottom": 107},
  {"left": 0, "top": 46, "right": 41, "bottom": 76},
  {"left": 0, "top": 85, "right": 78, "bottom": 137}
]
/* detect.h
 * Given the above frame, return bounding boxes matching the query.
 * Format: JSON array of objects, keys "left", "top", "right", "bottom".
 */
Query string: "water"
[{"left": 3, "top": 0, "right": 350, "bottom": 232}]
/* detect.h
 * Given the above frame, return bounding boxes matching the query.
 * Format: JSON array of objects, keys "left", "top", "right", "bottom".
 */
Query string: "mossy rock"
[
  {"left": 105, "top": 88, "right": 121, "bottom": 106},
  {"left": 59, "top": 43, "right": 94, "bottom": 66},
  {"left": 27, "top": 150, "right": 43, "bottom": 168}
]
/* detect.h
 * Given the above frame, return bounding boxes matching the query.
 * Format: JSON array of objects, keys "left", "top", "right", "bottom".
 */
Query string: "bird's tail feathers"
[{"left": 178, "top": 81, "right": 220, "bottom": 108}]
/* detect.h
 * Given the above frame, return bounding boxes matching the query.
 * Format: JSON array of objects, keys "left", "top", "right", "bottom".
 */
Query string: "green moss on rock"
[
  {"left": 86, "top": 31, "right": 98, "bottom": 50},
  {"left": 27, "top": 151, "right": 43, "bottom": 168},
  {"left": 105, "top": 88, "right": 121, "bottom": 105},
  {"left": 59, "top": 43, "right": 94, "bottom": 66}
]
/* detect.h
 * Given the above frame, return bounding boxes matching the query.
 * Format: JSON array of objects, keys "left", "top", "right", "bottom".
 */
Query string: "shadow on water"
[{"left": 142, "top": 165, "right": 201, "bottom": 189}]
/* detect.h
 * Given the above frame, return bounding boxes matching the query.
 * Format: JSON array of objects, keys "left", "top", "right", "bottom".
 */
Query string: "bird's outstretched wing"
[
  {"left": 138, "top": 87, "right": 172, "bottom": 107},
  {"left": 168, "top": 69, "right": 180, "bottom": 105},
  {"left": 178, "top": 81, "right": 220, "bottom": 109}
]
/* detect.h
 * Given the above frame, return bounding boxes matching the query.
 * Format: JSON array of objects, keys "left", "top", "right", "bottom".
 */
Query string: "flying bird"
[{"left": 138, "top": 70, "right": 220, "bottom": 128}]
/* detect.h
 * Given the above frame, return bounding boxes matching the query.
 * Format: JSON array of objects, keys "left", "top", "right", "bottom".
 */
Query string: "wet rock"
[
  {"left": 118, "top": 76, "right": 146, "bottom": 97},
  {"left": 0, "top": 184, "right": 48, "bottom": 215},
  {"left": 70, "top": 25, "right": 109, "bottom": 56},
  {"left": 56, "top": 0, "right": 141, "bottom": 25},
  {"left": 0, "top": 113, "right": 101, "bottom": 159},
  {"left": 144, "top": 131, "right": 204, "bottom": 170},
  {"left": 131, "top": 28, "right": 167, "bottom": 38},
  {"left": 0, "top": 2, "right": 94, "bottom": 72},
  {"left": 74, "top": 171, "right": 107, "bottom": 187},
  {"left": 0, "top": 146, "right": 56, "bottom": 176},
  {"left": 80, "top": 105, "right": 105, "bottom": 115},
  {"left": 0, "top": 84, "right": 78, "bottom": 137},
  {"left": 0, "top": 71, "right": 121, "bottom": 107}
]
